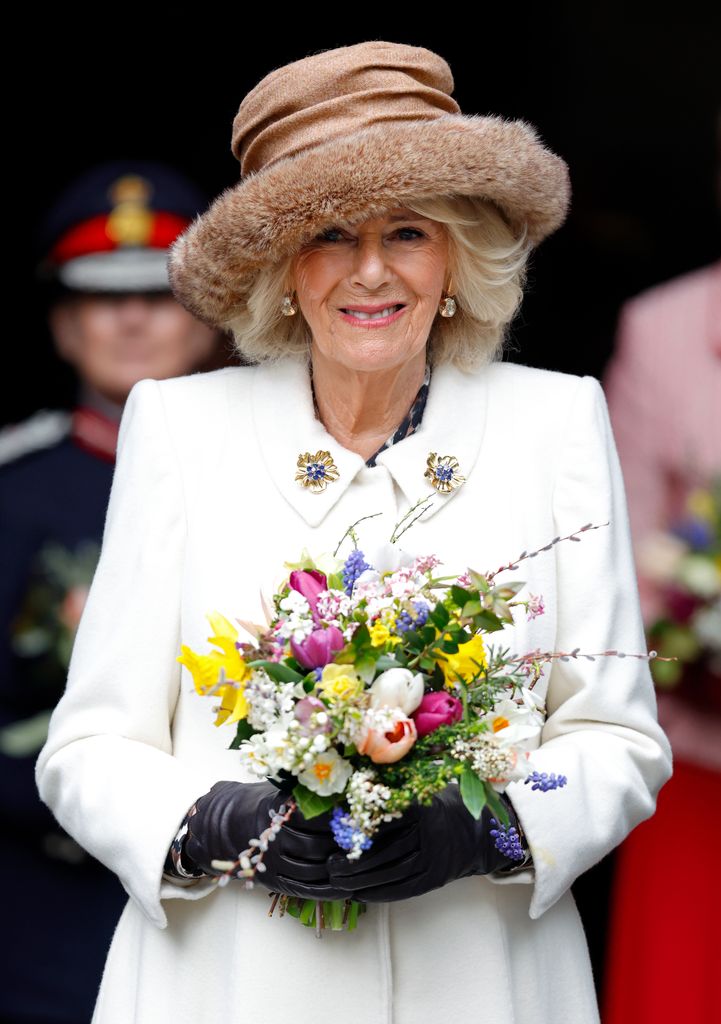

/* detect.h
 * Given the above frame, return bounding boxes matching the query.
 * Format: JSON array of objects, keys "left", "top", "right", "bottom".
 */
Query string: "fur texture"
[{"left": 167, "top": 113, "right": 571, "bottom": 330}]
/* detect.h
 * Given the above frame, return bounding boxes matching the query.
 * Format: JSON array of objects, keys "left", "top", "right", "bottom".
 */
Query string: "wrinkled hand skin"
[{"left": 327, "top": 784, "right": 520, "bottom": 902}]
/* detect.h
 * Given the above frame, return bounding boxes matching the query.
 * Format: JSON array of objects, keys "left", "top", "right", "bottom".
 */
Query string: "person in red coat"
[{"left": 601, "top": 257, "right": 721, "bottom": 1024}]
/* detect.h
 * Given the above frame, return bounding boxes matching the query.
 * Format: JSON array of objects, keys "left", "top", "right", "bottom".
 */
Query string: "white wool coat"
[{"left": 35, "top": 356, "right": 672, "bottom": 1024}]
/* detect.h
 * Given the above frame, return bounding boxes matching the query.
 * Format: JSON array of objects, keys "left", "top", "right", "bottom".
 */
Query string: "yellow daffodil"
[
  {"left": 440, "top": 633, "right": 488, "bottom": 687},
  {"left": 177, "top": 610, "right": 250, "bottom": 725},
  {"left": 369, "top": 622, "right": 401, "bottom": 648},
  {"left": 316, "top": 664, "right": 364, "bottom": 701}
]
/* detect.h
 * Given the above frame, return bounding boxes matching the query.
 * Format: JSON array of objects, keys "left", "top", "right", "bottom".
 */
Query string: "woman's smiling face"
[{"left": 290, "top": 207, "right": 449, "bottom": 373}]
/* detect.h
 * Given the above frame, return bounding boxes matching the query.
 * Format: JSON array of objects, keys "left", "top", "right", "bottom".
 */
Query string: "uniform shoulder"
[{"left": 0, "top": 409, "right": 72, "bottom": 469}]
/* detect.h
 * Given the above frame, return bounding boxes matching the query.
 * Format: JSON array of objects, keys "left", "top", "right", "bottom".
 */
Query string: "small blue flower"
[
  {"left": 411, "top": 600, "right": 429, "bottom": 627},
  {"left": 342, "top": 548, "right": 371, "bottom": 596},
  {"left": 330, "top": 807, "right": 373, "bottom": 854},
  {"left": 524, "top": 771, "right": 568, "bottom": 792},
  {"left": 671, "top": 518, "right": 714, "bottom": 550},
  {"left": 489, "top": 818, "right": 525, "bottom": 861}
]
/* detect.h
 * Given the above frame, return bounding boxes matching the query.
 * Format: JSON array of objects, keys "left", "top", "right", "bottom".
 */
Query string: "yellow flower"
[
  {"left": 177, "top": 610, "right": 250, "bottom": 725},
  {"left": 317, "top": 664, "right": 364, "bottom": 701},
  {"left": 369, "top": 622, "right": 402, "bottom": 648},
  {"left": 440, "top": 633, "right": 488, "bottom": 687},
  {"left": 686, "top": 488, "right": 716, "bottom": 524}
]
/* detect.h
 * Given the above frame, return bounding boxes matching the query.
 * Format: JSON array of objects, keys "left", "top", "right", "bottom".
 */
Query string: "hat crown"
[{"left": 232, "top": 41, "right": 461, "bottom": 177}]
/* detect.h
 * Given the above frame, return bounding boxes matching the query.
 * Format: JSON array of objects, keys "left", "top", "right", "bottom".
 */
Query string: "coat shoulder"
[{"left": 481, "top": 360, "right": 588, "bottom": 412}]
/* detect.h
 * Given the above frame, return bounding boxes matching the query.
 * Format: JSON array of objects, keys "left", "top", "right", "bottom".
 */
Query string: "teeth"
[{"left": 345, "top": 305, "right": 400, "bottom": 320}]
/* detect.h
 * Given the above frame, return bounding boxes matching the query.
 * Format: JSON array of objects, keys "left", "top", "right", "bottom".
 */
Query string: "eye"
[
  {"left": 315, "top": 227, "right": 346, "bottom": 242},
  {"left": 395, "top": 227, "right": 424, "bottom": 240}
]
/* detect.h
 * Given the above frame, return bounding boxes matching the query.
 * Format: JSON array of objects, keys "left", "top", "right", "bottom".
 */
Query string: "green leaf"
[
  {"left": 439, "top": 639, "right": 459, "bottom": 654},
  {"left": 461, "top": 599, "right": 482, "bottom": 617},
  {"left": 327, "top": 572, "right": 345, "bottom": 592},
  {"left": 375, "top": 655, "right": 402, "bottom": 671},
  {"left": 483, "top": 783, "right": 510, "bottom": 825},
  {"left": 229, "top": 719, "right": 257, "bottom": 750},
  {"left": 469, "top": 570, "right": 489, "bottom": 593},
  {"left": 459, "top": 767, "right": 487, "bottom": 819},
  {"left": 355, "top": 653, "right": 377, "bottom": 683},
  {"left": 292, "top": 784, "right": 340, "bottom": 820},
  {"left": 473, "top": 611, "right": 506, "bottom": 632},
  {"left": 429, "top": 603, "right": 450, "bottom": 629},
  {"left": 450, "top": 585, "right": 472, "bottom": 606},
  {"left": 248, "top": 660, "right": 303, "bottom": 683},
  {"left": 351, "top": 623, "right": 370, "bottom": 650}
]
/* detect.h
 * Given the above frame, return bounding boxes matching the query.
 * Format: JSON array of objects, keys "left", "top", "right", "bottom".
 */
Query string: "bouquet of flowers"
[
  {"left": 1, "top": 540, "right": 100, "bottom": 759},
  {"left": 638, "top": 477, "right": 721, "bottom": 693},
  {"left": 178, "top": 512, "right": 662, "bottom": 933}
]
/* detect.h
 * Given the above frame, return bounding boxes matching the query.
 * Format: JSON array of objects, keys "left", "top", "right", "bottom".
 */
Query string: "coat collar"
[{"left": 250, "top": 355, "right": 490, "bottom": 527}]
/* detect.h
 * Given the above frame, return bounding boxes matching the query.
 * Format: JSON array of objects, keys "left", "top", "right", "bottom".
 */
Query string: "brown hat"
[{"left": 168, "top": 41, "right": 571, "bottom": 330}]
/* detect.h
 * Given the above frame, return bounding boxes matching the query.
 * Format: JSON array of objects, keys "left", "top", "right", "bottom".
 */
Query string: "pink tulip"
[
  {"left": 289, "top": 569, "right": 327, "bottom": 619},
  {"left": 412, "top": 691, "right": 463, "bottom": 738},
  {"left": 291, "top": 626, "right": 344, "bottom": 669},
  {"left": 358, "top": 716, "right": 417, "bottom": 764}
]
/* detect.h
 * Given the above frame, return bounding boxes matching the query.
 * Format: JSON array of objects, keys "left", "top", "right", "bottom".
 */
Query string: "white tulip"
[{"left": 368, "top": 668, "right": 425, "bottom": 715}]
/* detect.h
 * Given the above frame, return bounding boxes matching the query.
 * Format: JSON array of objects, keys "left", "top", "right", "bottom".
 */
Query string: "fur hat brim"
[{"left": 167, "top": 113, "right": 571, "bottom": 330}]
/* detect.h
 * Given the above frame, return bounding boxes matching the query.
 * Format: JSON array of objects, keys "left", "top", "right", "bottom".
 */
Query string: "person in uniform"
[{"left": 0, "top": 159, "right": 223, "bottom": 1024}]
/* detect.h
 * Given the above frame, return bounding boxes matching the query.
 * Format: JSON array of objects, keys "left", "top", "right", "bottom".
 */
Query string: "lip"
[{"left": 338, "top": 303, "right": 407, "bottom": 328}]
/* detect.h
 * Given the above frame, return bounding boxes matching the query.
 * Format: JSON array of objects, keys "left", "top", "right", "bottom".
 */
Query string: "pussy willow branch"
[
  {"left": 390, "top": 495, "right": 435, "bottom": 544},
  {"left": 484, "top": 522, "right": 610, "bottom": 583},
  {"left": 212, "top": 798, "right": 297, "bottom": 889},
  {"left": 333, "top": 513, "right": 383, "bottom": 557}
]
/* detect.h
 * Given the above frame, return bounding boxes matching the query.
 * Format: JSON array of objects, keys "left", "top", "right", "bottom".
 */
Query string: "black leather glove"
[
  {"left": 327, "top": 783, "right": 525, "bottom": 902},
  {"left": 182, "top": 780, "right": 349, "bottom": 901}
]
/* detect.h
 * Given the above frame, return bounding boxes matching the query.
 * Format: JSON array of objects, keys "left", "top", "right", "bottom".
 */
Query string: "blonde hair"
[{"left": 226, "top": 194, "right": 532, "bottom": 371}]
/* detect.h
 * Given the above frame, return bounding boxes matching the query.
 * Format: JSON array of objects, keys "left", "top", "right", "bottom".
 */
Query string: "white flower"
[
  {"left": 479, "top": 696, "right": 544, "bottom": 749},
  {"left": 677, "top": 554, "right": 721, "bottom": 599},
  {"left": 316, "top": 588, "right": 352, "bottom": 625},
  {"left": 637, "top": 531, "right": 687, "bottom": 583},
  {"left": 297, "top": 748, "right": 353, "bottom": 796},
  {"left": 692, "top": 599, "right": 721, "bottom": 651},
  {"left": 368, "top": 668, "right": 425, "bottom": 715}
]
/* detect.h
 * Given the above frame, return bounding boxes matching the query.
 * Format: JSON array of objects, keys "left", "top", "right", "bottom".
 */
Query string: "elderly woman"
[{"left": 35, "top": 41, "right": 671, "bottom": 1024}]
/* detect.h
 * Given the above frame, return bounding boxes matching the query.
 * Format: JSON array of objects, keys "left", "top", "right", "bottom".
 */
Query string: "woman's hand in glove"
[
  {"left": 182, "top": 780, "right": 348, "bottom": 901},
  {"left": 327, "top": 783, "right": 525, "bottom": 902}
]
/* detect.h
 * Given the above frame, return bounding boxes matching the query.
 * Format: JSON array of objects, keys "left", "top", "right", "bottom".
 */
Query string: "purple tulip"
[
  {"left": 291, "top": 626, "right": 344, "bottom": 669},
  {"left": 289, "top": 569, "right": 328, "bottom": 619},
  {"left": 412, "top": 691, "right": 463, "bottom": 738}
]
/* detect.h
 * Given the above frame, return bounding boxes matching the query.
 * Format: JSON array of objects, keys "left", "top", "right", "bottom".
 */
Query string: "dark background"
[{"left": 10, "top": 7, "right": 720, "bottom": 426}]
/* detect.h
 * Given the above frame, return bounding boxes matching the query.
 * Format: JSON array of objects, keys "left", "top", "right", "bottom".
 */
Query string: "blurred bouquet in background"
[
  {"left": 638, "top": 477, "right": 721, "bottom": 696},
  {"left": 1, "top": 540, "right": 100, "bottom": 757}
]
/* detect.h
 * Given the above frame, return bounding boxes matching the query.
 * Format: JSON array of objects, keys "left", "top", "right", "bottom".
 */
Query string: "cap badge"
[{"left": 106, "top": 174, "right": 154, "bottom": 247}]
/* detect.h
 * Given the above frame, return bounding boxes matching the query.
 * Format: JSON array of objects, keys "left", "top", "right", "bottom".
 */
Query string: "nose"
[
  {"left": 349, "top": 234, "right": 393, "bottom": 291},
  {"left": 115, "top": 295, "right": 154, "bottom": 328}
]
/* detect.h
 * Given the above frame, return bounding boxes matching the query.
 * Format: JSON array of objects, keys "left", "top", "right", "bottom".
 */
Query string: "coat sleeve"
[
  {"left": 35, "top": 378, "right": 220, "bottom": 929},
  {"left": 485, "top": 374, "right": 673, "bottom": 920}
]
